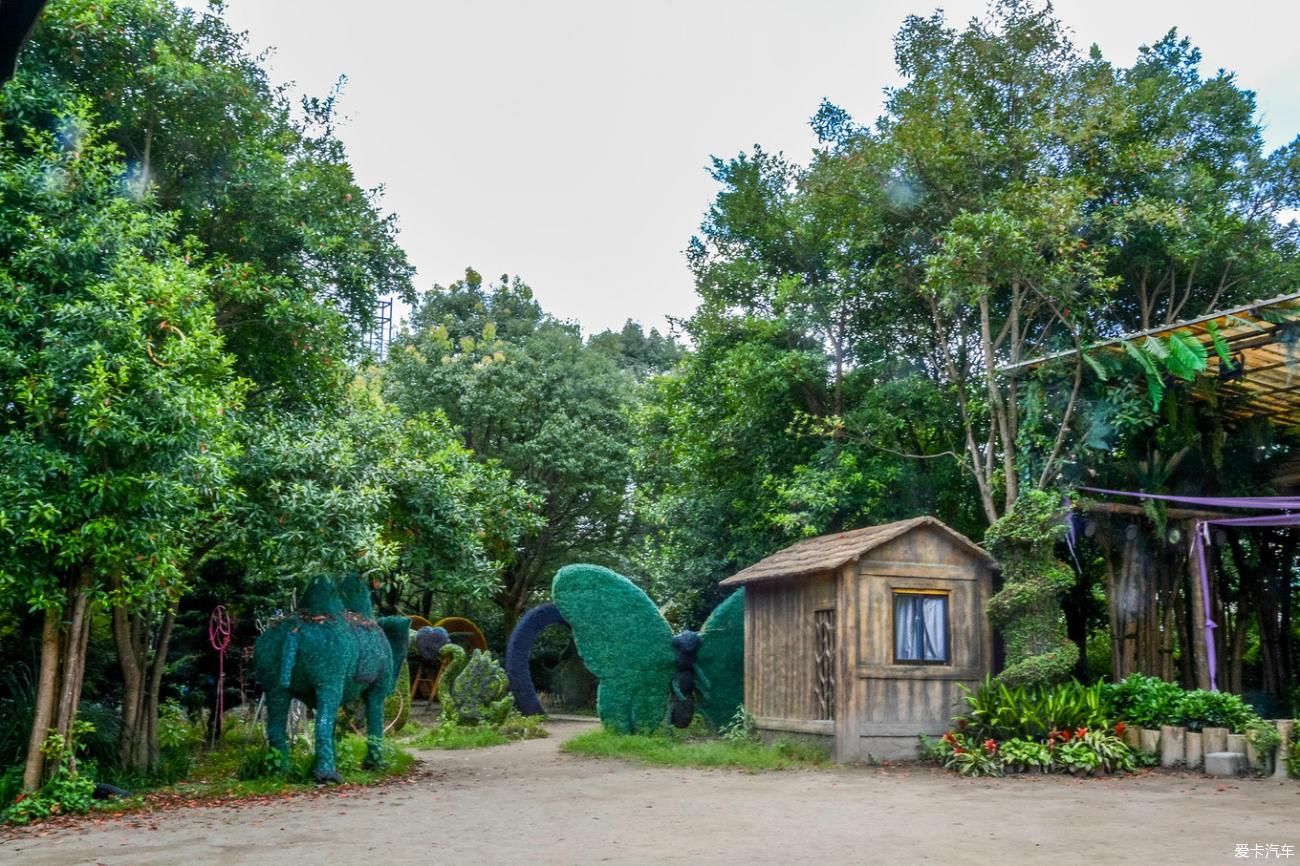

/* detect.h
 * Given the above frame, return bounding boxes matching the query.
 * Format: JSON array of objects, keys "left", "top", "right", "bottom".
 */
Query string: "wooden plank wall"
[
  {"left": 744, "top": 571, "right": 836, "bottom": 721},
  {"left": 852, "top": 526, "right": 992, "bottom": 737}
]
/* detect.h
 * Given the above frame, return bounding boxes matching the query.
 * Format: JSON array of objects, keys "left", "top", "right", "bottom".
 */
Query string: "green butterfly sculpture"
[{"left": 551, "top": 564, "right": 745, "bottom": 734}]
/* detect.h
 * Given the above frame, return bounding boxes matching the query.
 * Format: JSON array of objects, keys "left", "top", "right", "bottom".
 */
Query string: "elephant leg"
[
  {"left": 312, "top": 685, "right": 344, "bottom": 783},
  {"left": 265, "top": 689, "right": 291, "bottom": 772},
  {"left": 362, "top": 686, "right": 386, "bottom": 770}
]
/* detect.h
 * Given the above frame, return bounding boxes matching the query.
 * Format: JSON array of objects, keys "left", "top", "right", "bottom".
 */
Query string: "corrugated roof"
[
  {"left": 718, "top": 516, "right": 996, "bottom": 588},
  {"left": 1001, "top": 292, "right": 1300, "bottom": 430}
]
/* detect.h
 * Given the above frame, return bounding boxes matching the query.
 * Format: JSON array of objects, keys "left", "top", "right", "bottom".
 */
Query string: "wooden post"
[
  {"left": 1185, "top": 731, "right": 1203, "bottom": 769},
  {"left": 1274, "top": 720, "right": 1294, "bottom": 781},
  {"left": 1186, "top": 546, "right": 1212, "bottom": 690},
  {"left": 1202, "top": 727, "right": 1229, "bottom": 754},
  {"left": 1160, "top": 725, "right": 1185, "bottom": 768}
]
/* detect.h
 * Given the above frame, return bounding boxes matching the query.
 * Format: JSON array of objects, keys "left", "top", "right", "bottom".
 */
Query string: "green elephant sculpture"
[{"left": 254, "top": 575, "right": 410, "bottom": 782}]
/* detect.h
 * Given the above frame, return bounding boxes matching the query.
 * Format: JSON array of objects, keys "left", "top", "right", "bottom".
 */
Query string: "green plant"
[
  {"left": 1, "top": 730, "right": 97, "bottom": 825},
  {"left": 1285, "top": 725, "right": 1299, "bottom": 779},
  {"left": 719, "top": 705, "right": 759, "bottom": 744},
  {"left": 956, "top": 676, "right": 1108, "bottom": 742},
  {"left": 999, "top": 738, "right": 1052, "bottom": 773},
  {"left": 1244, "top": 721, "right": 1281, "bottom": 754},
  {"left": 938, "top": 731, "right": 1002, "bottom": 777},
  {"left": 1055, "top": 739, "right": 1101, "bottom": 775}
]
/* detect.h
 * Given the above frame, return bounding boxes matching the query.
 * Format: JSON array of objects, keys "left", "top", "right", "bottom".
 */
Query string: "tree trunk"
[
  {"left": 22, "top": 608, "right": 62, "bottom": 791},
  {"left": 114, "top": 603, "right": 178, "bottom": 773}
]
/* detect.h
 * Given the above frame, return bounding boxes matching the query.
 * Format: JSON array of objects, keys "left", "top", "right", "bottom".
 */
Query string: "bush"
[{"left": 1100, "top": 674, "right": 1264, "bottom": 733}]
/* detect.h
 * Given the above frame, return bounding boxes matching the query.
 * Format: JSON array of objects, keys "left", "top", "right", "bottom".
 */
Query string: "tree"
[
  {"left": 383, "top": 271, "right": 636, "bottom": 628},
  {"left": 3, "top": 0, "right": 417, "bottom": 775},
  {"left": 0, "top": 106, "right": 244, "bottom": 788}
]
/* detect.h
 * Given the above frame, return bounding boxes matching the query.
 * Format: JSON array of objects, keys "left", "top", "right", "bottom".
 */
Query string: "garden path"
[{"left": 2, "top": 720, "right": 1296, "bottom": 866}]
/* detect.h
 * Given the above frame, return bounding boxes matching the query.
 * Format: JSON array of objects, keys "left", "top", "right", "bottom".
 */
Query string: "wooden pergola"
[{"left": 1003, "top": 291, "right": 1300, "bottom": 430}]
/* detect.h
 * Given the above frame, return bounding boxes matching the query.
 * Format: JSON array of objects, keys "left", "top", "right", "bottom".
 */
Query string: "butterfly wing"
[
  {"left": 552, "top": 564, "right": 675, "bottom": 733},
  {"left": 694, "top": 589, "right": 745, "bottom": 728}
]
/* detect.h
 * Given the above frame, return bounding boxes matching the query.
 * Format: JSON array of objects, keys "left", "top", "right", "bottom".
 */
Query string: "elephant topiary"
[{"left": 254, "top": 575, "right": 410, "bottom": 782}]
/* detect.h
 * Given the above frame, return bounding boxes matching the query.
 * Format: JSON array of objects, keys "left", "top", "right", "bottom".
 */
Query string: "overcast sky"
[{"left": 177, "top": 1, "right": 1300, "bottom": 335}]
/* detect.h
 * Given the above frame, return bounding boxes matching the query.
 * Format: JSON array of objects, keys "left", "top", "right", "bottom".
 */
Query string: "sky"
[{"left": 177, "top": 0, "right": 1300, "bottom": 336}]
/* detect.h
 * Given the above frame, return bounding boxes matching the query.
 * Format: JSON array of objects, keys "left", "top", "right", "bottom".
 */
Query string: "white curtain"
[
  {"left": 895, "top": 594, "right": 947, "bottom": 662},
  {"left": 921, "top": 596, "right": 947, "bottom": 662},
  {"left": 894, "top": 594, "right": 919, "bottom": 660}
]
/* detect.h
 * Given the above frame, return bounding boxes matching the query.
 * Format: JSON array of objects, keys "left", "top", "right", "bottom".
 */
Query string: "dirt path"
[{"left": 3, "top": 720, "right": 1296, "bottom": 866}]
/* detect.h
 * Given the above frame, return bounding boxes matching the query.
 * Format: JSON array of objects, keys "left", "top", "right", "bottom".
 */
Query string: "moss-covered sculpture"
[
  {"left": 253, "top": 575, "right": 410, "bottom": 781},
  {"left": 438, "top": 645, "right": 515, "bottom": 726},
  {"left": 504, "top": 602, "right": 568, "bottom": 715},
  {"left": 547, "top": 564, "right": 744, "bottom": 734},
  {"left": 984, "top": 490, "right": 1079, "bottom": 687}
]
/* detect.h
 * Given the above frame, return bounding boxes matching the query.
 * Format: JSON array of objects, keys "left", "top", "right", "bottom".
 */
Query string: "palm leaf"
[
  {"left": 1166, "top": 330, "right": 1208, "bottom": 380},
  {"left": 1204, "top": 321, "right": 1234, "bottom": 370},
  {"left": 1123, "top": 340, "right": 1165, "bottom": 410}
]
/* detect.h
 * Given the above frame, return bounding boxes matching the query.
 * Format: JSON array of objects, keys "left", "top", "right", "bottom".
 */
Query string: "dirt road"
[{"left": 3, "top": 720, "right": 1296, "bottom": 866}]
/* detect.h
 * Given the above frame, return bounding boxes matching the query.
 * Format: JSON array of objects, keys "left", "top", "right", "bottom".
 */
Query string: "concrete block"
[
  {"left": 1227, "top": 733, "right": 1247, "bottom": 754},
  {"left": 1275, "top": 721, "right": 1295, "bottom": 781},
  {"left": 1204, "top": 751, "right": 1245, "bottom": 777}
]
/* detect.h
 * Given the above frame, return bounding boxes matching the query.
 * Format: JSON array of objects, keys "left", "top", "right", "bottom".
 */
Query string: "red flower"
[
  {"left": 1114, "top": 722, "right": 1127, "bottom": 736},
  {"left": 983, "top": 739, "right": 998, "bottom": 754},
  {"left": 1075, "top": 727, "right": 1088, "bottom": 740},
  {"left": 957, "top": 718, "right": 968, "bottom": 729},
  {"left": 952, "top": 746, "right": 965, "bottom": 754},
  {"left": 943, "top": 731, "right": 958, "bottom": 746}
]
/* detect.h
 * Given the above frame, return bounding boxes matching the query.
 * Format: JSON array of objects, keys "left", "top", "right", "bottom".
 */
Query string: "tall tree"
[
  {"left": 0, "top": 106, "right": 244, "bottom": 787},
  {"left": 384, "top": 271, "right": 636, "bottom": 628}
]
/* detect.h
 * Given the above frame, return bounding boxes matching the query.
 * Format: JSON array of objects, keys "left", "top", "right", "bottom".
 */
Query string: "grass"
[
  {"left": 408, "top": 715, "right": 548, "bottom": 750},
  {"left": 562, "top": 728, "right": 832, "bottom": 771}
]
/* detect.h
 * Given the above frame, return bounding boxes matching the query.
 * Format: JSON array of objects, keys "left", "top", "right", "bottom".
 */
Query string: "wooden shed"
[{"left": 719, "top": 516, "right": 997, "bottom": 761}]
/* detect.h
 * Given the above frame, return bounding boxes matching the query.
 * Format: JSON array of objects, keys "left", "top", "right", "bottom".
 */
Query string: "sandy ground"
[{"left": 2, "top": 719, "right": 1297, "bottom": 866}]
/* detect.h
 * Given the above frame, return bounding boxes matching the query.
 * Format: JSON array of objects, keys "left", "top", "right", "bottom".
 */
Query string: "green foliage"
[
  {"left": 1100, "top": 674, "right": 1264, "bottom": 732},
  {"left": 719, "top": 705, "right": 759, "bottom": 744},
  {"left": 441, "top": 648, "right": 515, "bottom": 727},
  {"left": 955, "top": 677, "right": 1109, "bottom": 742},
  {"left": 411, "top": 715, "right": 547, "bottom": 750},
  {"left": 383, "top": 270, "right": 632, "bottom": 619},
  {"left": 983, "top": 492, "right": 1079, "bottom": 686},
  {"left": 562, "top": 727, "right": 830, "bottom": 771},
  {"left": 997, "top": 737, "right": 1052, "bottom": 772}
]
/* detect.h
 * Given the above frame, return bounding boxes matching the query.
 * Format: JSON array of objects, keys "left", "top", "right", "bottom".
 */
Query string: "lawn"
[{"left": 561, "top": 727, "right": 831, "bottom": 771}]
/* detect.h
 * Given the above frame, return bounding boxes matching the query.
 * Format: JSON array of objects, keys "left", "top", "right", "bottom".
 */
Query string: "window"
[{"left": 893, "top": 591, "right": 949, "bottom": 664}]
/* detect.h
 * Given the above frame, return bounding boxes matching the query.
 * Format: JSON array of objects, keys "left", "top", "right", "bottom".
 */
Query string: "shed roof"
[{"left": 718, "top": 516, "right": 996, "bottom": 588}]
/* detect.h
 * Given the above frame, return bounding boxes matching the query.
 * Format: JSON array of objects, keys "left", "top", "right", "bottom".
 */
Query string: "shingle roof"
[{"left": 718, "top": 516, "right": 996, "bottom": 588}]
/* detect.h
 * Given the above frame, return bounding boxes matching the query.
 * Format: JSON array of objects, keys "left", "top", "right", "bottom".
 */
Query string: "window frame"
[{"left": 890, "top": 589, "right": 952, "bottom": 666}]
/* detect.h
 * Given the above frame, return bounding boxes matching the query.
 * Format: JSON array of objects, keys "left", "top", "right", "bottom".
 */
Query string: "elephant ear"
[
  {"left": 552, "top": 564, "right": 674, "bottom": 733},
  {"left": 695, "top": 589, "right": 745, "bottom": 729}
]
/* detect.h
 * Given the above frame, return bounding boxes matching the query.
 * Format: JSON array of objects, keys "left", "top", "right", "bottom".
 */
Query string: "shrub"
[{"left": 1101, "top": 675, "right": 1264, "bottom": 732}]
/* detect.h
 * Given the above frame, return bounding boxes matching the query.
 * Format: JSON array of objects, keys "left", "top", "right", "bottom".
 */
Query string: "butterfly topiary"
[{"left": 549, "top": 564, "right": 744, "bottom": 734}]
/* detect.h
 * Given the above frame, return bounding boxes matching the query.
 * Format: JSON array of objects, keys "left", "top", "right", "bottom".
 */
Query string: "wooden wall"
[
  {"left": 745, "top": 523, "right": 994, "bottom": 760},
  {"left": 845, "top": 526, "right": 992, "bottom": 759},
  {"left": 744, "top": 571, "right": 836, "bottom": 733}
]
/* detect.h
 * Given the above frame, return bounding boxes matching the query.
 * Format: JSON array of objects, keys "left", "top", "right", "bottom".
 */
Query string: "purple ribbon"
[{"left": 1077, "top": 487, "right": 1300, "bottom": 692}]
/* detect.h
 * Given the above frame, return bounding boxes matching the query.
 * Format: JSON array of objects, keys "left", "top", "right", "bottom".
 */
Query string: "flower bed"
[{"left": 923, "top": 674, "right": 1283, "bottom": 778}]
